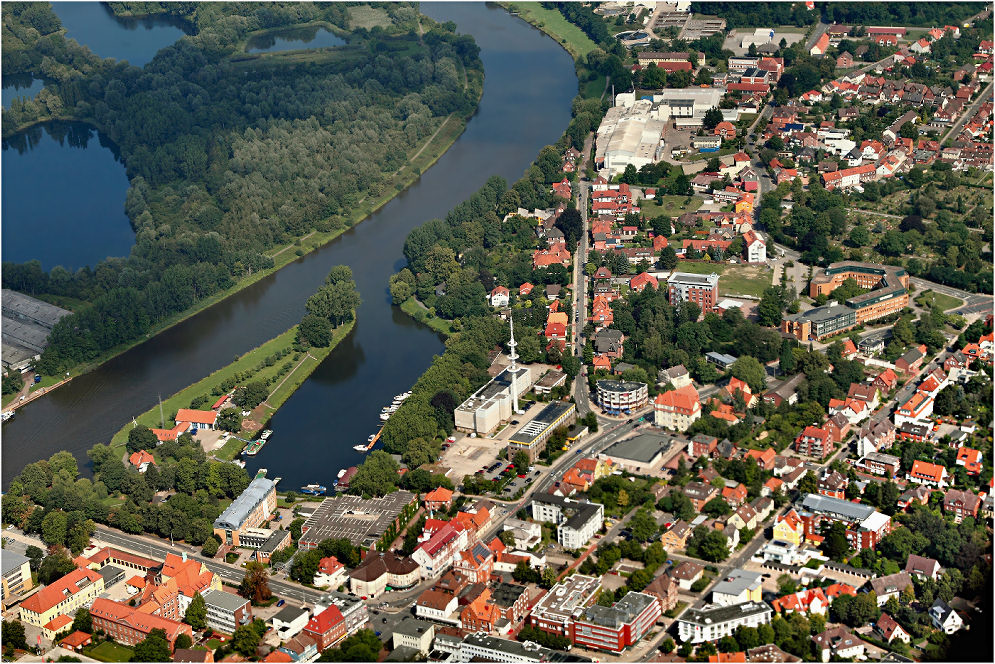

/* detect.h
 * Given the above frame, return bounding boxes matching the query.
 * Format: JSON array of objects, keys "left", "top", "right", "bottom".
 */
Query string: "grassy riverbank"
[
  {"left": 399, "top": 297, "right": 456, "bottom": 336},
  {"left": 501, "top": 2, "right": 599, "bottom": 59},
  {"left": 109, "top": 317, "right": 354, "bottom": 460}
]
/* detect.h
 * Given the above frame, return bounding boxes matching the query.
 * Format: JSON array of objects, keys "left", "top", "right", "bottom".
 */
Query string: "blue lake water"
[
  {"left": 246, "top": 26, "right": 345, "bottom": 53},
  {"left": 2, "top": 122, "right": 134, "bottom": 270},
  {"left": 2, "top": 76, "right": 44, "bottom": 108},
  {"left": 52, "top": 1, "right": 191, "bottom": 67}
]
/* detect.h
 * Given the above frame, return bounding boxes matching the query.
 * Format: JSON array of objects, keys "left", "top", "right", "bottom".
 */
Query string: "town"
[{"left": 1, "top": 2, "right": 993, "bottom": 664}]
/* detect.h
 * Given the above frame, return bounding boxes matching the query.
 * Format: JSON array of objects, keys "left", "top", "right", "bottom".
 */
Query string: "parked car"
[{"left": 276, "top": 599, "right": 285, "bottom": 607}]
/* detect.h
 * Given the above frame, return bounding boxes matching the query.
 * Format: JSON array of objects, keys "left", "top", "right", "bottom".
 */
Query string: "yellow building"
[
  {"left": 19, "top": 568, "right": 105, "bottom": 633},
  {"left": 772, "top": 509, "right": 804, "bottom": 547},
  {"left": 1, "top": 551, "right": 33, "bottom": 610}
]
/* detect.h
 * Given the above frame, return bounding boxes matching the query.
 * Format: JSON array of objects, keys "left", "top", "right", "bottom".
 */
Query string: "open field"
[
  {"left": 675, "top": 262, "right": 772, "bottom": 298},
  {"left": 915, "top": 290, "right": 963, "bottom": 312},
  {"left": 84, "top": 642, "right": 134, "bottom": 662},
  {"left": 502, "top": 2, "right": 599, "bottom": 59},
  {"left": 348, "top": 6, "right": 392, "bottom": 29},
  {"left": 640, "top": 195, "right": 703, "bottom": 218}
]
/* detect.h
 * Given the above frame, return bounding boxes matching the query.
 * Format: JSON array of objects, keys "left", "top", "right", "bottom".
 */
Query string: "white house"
[
  {"left": 929, "top": 600, "right": 964, "bottom": 634},
  {"left": 313, "top": 556, "right": 348, "bottom": 590},
  {"left": 743, "top": 229, "right": 766, "bottom": 263},
  {"left": 270, "top": 605, "right": 310, "bottom": 641},
  {"left": 530, "top": 495, "right": 604, "bottom": 549},
  {"left": 678, "top": 602, "right": 772, "bottom": 643},
  {"left": 488, "top": 286, "right": 510, "bottom": 308}
]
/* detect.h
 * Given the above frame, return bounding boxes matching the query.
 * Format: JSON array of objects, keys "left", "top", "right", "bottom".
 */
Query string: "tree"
[
  {"left": 757, "top": 287, "right": 785, "bottom": 327},
  {"left": 216, "top": 408, "right": 241, "bottom": 433},
  {"left": 202, "top": 536, "right": 220, "bottom": 558},
  {"left": 231, "top": 624, "right": 263, "bottom": 657},
  {"left": 297, "top": 313, "right": 331, "bottom": 347},
  {"left": 239, "top": 561, "right": 272, "bottom": 604},
  {"left": 38, "top": 550, "right": 77, "bottom": 584},
  {"left": 24, "top": 545, "right": 44, "bottom": 571},
  {"left": 233, "top": 382, "right": 268, "bottom": 410},
  {"left": 290, "top": 549, "right": 323, "bottom": 584},
  {"left": 127, "top": 425, "right": 158, "bottom": 454},
  {"left": 702, "top": 497, "right": 733, "bottom": 517},
  {"left": 41, "top": 510, "right": 68, "bottom": 547},
  {"left": 1, "top": 620, "right": 26, "bottom": 651},
  {"left": 319, "top": 629, "right": 382, "bottom": 662},
  {"left": 658, "top": 246, "right": 678, "bottom": 270},
  {"left": 185, "top": 592, "right": 207, "bottom": 630},
  {"left": 71, "top": 608, "right": 92, "bottom": 634},
  {"left": 629, "top": 510, "right": 658, "bottom": 542},
  {"left": 174, "top": 633, "right": 193, "bottom": 650},
  {"left": 730, "top": 356, "right": 767, "bottom": 392},
  {"left": 133, "top": 628, "right": 172, "bottom": 662},
  {"left": 349, "top": 451, "right": 400, "bottom": 497},
  {"left": 821, "top": 521, "right": 850, "bottom": 561}
]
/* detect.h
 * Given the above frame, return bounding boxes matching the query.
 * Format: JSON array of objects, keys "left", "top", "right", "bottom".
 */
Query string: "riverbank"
[
  {"left": 499, "top": 2, "right": 599, "bottom": 60},
  {"left": 109, "top": 316, "right": 355, "bottom": 461},
  {"left": 18, "top": 100, "right": 472, "bottom": 400},
  {"left": 398, "top": 297, "right": 456, "bottom": 336}
]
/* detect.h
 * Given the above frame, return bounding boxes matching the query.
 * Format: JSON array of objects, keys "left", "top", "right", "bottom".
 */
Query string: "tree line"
[{"left": 1, "top": 2, "right": 483, "bottom": 375}]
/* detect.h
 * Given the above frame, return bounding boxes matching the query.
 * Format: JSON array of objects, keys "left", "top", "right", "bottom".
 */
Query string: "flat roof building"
[
  {"left": 299, "top": 491, "right": 417, "bottom": 550},
  {"left": 509, "top": 401, "right": 577, "bottom": 462},
  {"left": 1, "top": 289, "right": 72, "bottom": 370},
  {"left": 454, "top": 365, "right": 535, "bottom": 436},
  {"left": 530, "top": 575, "right": 602, "bottom": 636},
  {"left": 213, "top": 477, "right": 277, "bottom": 547},
  {"left": 598, "top": 432, "right": 677, "bottom": 475}
]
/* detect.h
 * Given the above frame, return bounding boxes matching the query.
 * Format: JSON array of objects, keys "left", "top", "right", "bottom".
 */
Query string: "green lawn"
[
  {"left": 84, "top": 642, "right": 134, "bottom": 662},
  {"left": 673, "top": 262, "right": 772, "bottom": 298},
  {"left": 915, "top": 290, "right": 963, "bottom": 312},
  {"left": 640, "top": 195, "right": 703, "bottom": 219},
  {"left": 110, "top": 317, "right": 354, "bottom": 455},
  {"left": 400, "top": 297, "right": 456, "bottom": 335},
  {"left": 582, "top": 73, "right": 607, "bottom": 99},
  {"left": 502, "top": 2, "right": 599, "bottom": 59}
]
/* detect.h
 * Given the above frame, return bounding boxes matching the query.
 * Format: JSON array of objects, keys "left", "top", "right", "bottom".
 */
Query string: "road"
[
  {"left": 909, "top": 277, "right": 993, "bottom": 318},
  {"left": 92, "top": 526, "right": 325, "bottom": 605},
  {"left": 941, "top": 79, "right": 994, "bottom": 144},
  {"left": 804, "top": 22, "right": 829, "bottom": 53},
  {"left": 572, "top": 133, "right": 594, "bottom": 416}
]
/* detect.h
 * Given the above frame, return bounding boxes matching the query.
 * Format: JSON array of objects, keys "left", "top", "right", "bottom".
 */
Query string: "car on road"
[{"left": 276, "top": 599, "right": 285, "bottom": 607}]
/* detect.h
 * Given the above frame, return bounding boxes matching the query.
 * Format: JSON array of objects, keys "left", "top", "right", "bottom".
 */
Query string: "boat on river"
[
  {"left": 300, "top": 484, "right": 327, "bottom": 495},
  {"left": 353, "top": 427, "right": 383, "bottom": 452}
]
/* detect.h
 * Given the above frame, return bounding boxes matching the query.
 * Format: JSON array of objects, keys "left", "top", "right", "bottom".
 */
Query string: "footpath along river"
[{"left": 1, "top": 2, "right": 577, "bottom": 487}]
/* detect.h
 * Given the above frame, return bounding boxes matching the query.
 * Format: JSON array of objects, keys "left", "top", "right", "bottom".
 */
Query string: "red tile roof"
[
  {"left": 21, "top": 568, "right": 103, "bottom": 615},
  {"left": 174, "top": 409, "right": 217, "bottom": 425},
  {"left": 305, "top": 605, "right": 344, "bottom": 635}
]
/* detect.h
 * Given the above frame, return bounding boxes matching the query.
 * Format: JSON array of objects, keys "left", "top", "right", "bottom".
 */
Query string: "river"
[{"left": 1, "top": 2, "right": 577, "bottom": 487}]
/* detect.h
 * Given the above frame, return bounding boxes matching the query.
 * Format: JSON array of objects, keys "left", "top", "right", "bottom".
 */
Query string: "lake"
[
  {"left": 246, "top": 25, "right": 345, "bottom": 53},
  {"left": 1, "top": 2, "right": 577, "bottom": 489},
  {"left": 1, "top": 122, "right": 133, "bottom": 271},
  {"left": 2, "top": 75, "right": 44, "bottom": 109},
  {"left": 52, "top": 1, "right": 191, "bottom": 67}
]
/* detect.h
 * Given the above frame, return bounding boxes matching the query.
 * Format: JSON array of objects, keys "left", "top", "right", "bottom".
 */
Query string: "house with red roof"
[
  {"left": 810, "top": 32, "right": 830, "bottom": 56},
  {"left": 488, "top": 286, "right": 510, "bottom": 308},
  {"left": 303, "top": 605, "right": 347, "bottom": 650},
  {"left": 724, "top": 377, "right": 756, "bottom": 408},
  {"left": 519, "top": 282, "right": 534, "bottom": 297},
  {"left": 653, "top": 385, "right": 701, "bottom": 432},
  {"left": 551, "top": 179, "right": 572, "bottom": 200},
  {"left": 314, "top": 556, "right": 347, "bottom": 590},
  {"left": 629, "top": 272, "right": 658, "bottom": 293},
  {"left": 714, "top": 121, "right": 736, "bottom": 139},
  {"left": 840, "top": 338, "right": 858, "bottom": 359},
  {"left": 533, "top": 243, "right": 571, "bottom": 269},
  {"left": 771, "top": 587, "right": 829, "bottom": 616},
  {"left": 652, "top": 234, "right": 669, "bottom": 252},
  {"left": 742, "top": 229, "right": 766, "bottom": 263},
  {"left": 873, "top": 369, "right": 899, "bottom": 393},
  {"left": 424, "top": 487, "right": 454, "bottom": 511},
  {"left": 956, "top": 447, "right": 983, "bottom": 475},
  {"left": 128, "top": 450, "right": 156, "bottom": 473},
  {"left": 876, "top": 613, "right": 911, "bottom": 644},
  {"left": 175, "top": 408, "right": 217, "bottom": 431},
  {"left": 908, "top": 460, "right": 948, "bottom": 488},
  {"left": 721, "top": 483, "right": 748, "bottom": 508}
]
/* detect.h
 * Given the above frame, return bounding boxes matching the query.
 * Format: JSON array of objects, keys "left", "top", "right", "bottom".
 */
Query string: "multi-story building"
[
  {"left": 683, "top": 481, "right": 718, "bottom": 511},
  {"left": 530, "top": 495, "right": 604, "bottom": 549},
  {"left": 1, "top": 552, "right": 32, "bottom": 610},
  {"left": 667, "top": 272, "right": 719, "bottom": 314},
  {"left": 808, "top": 262, "right": 909, "bottom": 323},
  {"left": 392, "top": 618, "right": 435, "bottom": 656},
  {"left": 596, "top": 380, "right": 648, "bottom": 415},
  {"left": 571, "top": 592, "right": 661, "bottom": 653},
  {"left": 89, "top": 598, "right": 192, "bottom": 650},
  {"left": 894, "top": 391, "right": 934, "bottom": 426},
  {"left": 943, "top": 488, "right": 981, "bottom": 523},
  {"left": 907, "top": 460, "right": 948, "bottom": 488},
  {"left": 812, "top": 626, "right": 867, "bottom": 662},
  {"left": 677, "top": 602, "right": 773, "bottom": 643},
  {"left": 710, "top": 570, "right": 763, "bottom": 607},
  {"left": 643, "top": 574, "right": 679, "bottom": 614},
  {"left": 298, "top": 491, "right": 418, "bottom": 551},
  {"left": 212, "top": 476, "right": 277, "bottom": 547},
  {"left": 794, "top": 426, "right": 832, "bottom": 459},
  {"left": 349, "top": 551, "right": 420, "bottom": 598},
  {"left": 508, "top": 401, "right": 577, "bottom": 462},
  {"left": 303, "top": 605, "right": 347, "bottom": 651},
  {"left": 653, "top": 385, "right": 701, "bottom": 432},
  {"left": 797, "top": 494, "right": 892, "bottom": 549},
  {"left": 411, "top": 523, "right": 469, "bottom": 579},
  {"left": 743, "top": 230, "right": 766, "bottom": 263},
  {"left": 529, "top": 575, "right": 601, "bottom": 638},
  {"left": 454, "top": 366, "right": 536, "bottom": 436},
  {"left": 781, "top": 304, "right": 857, "bottom": 341},
  {"left": 202, "top": 589, "right": 252, "bottom": 635},
  {"left": 19, "top": 568, "right": 104, "bottom": 631}
]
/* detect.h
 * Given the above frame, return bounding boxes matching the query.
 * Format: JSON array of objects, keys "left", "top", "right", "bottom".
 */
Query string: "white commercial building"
[
  {"left": 454, "top": 365, "right": 535, "bottom": 436},
  {"left": 530, "top": 495, "right": 604, "bottom": 550},
  {"left": 678, "top": 602, "right": 773, "bottom": 643}
]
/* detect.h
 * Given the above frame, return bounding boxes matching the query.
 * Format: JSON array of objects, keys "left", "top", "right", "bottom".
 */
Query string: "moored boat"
[{"left": 300, "top": 484, "right": 327, "bottom": 496}]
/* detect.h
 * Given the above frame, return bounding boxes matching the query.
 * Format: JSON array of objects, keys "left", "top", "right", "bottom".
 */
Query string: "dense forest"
[
  {"left": 691, "top": 2, "right": 985, "bottom": 28},
  {"left": 1, "top": 2, "right": 482, "bottom": 374}
]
